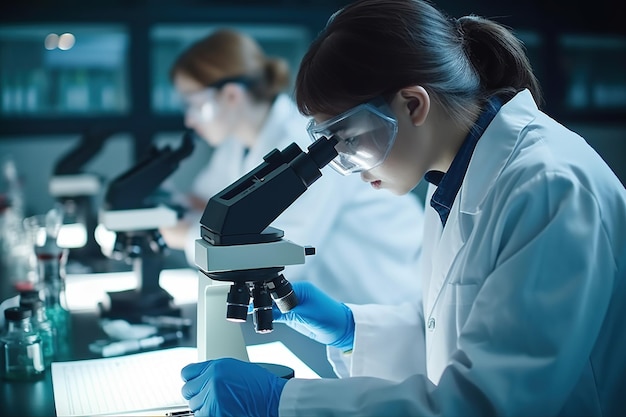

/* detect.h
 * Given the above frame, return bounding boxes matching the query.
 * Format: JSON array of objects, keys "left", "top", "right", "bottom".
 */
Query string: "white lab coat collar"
[
  {"left": 243, "top": 94, "right": 307, "bottom": 171},
  {"left": 459, "top": 89, "right": 538, "bottom": 214},
  {"left": 257, "top": 93, "right": 303, "bottom": 143}
]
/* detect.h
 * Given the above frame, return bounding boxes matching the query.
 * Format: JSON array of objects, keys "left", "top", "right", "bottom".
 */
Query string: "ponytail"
[
  {"left": 295, "top": 0, "right": 544, "bottom": 127},
  {"left": 457, "top": 15, "right": 543, "bottom": 107}
]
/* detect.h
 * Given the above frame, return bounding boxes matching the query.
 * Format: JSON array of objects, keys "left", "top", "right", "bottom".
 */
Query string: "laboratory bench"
[{"left": 0, "top": 269, "right": 337, "bottom": 417}]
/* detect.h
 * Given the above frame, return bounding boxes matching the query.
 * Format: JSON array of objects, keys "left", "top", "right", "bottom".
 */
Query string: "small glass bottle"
[
  {"left": 0, "top": 306, "right": 46, "bottom": 381},
  {"left": 36, "top": 248, "right": 72, "bottom": 361},
  {"left": 24, "top": 208, "right": 73, "bottom": 360},
  {"left": 20, "top": 297, "right": 56, "bottom": 367}
]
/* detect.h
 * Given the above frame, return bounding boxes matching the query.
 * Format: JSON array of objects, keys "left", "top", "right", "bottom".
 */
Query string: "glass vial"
[
  {"left": 36, "top": 248, "right": 72, "bottom": 361},
  {"left": 1, "top": 306, "right": 46, "bottom": 381},
  {"left": 20, "top": 297, "right": 56, "bottom": 367},
  {"left": 24, "top": 208, "right": 73, "bottom": 361}
]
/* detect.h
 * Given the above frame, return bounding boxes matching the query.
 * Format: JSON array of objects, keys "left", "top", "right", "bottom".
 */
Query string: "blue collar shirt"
[{"left": 424, "top": 96, "right": 505, "bottom": 227}]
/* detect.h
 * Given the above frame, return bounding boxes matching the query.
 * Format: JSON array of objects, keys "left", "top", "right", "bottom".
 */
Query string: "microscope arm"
[
  {"left": 54, "top": 128, "right": 111, "bottom": 176},
  {"left": 50, "top": 129, "right": 113, "bottom": 198},
  {"left": 200, "top": 135, "right": 339, "bottom": 246},
  {"left": 104, "top": 130, "right": 195, "bottom": 211}
]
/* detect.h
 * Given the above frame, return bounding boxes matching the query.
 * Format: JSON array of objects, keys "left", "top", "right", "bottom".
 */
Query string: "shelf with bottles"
[
  {"left": 150, "top": 23, "right": 312, "bottom": 115},
  {"left": 0, "top": 24, "right": 130, "bottom": 117},
  {"left": 558, "top": 33, "right": 626, "bottom": 114}
]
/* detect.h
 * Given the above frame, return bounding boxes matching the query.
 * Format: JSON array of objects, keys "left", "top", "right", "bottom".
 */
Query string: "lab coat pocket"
[{"left": 446, "top": 282, "right": 479, "bottom": 336}]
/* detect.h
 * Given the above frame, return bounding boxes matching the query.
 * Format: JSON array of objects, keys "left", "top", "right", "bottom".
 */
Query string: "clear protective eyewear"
[
  {"left": 181, "top": 88, "right": 218, "bottom": 123},
  {"left": 180, "top": 76, "right": 257, "bottom": 123},
  {"left": 306, "top": 97, "right": 398, "bottom": 175}
]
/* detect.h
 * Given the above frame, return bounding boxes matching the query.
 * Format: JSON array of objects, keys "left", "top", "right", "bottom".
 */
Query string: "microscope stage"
[
  {"left": 195, "top": 238, "right": 311, "bottom": 273},
  {"left": 99, "top": 206, "right": 178, "bottom": 232}
]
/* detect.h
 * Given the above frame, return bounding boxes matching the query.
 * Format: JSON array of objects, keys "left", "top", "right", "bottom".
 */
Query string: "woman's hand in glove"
[
  {"left": 181, "top": 358, "right": 288, "bottom": 417},
  {"left": 273, "top": 281, "right": 355, "bottom": 352}
]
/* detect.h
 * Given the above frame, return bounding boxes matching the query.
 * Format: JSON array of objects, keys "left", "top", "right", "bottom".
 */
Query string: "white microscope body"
[
  {"left": 192, "top": 135, "right": 338, "bottom": 361},
  {"left": 194, "top": 238, "right": 310, "bottom": 361}
]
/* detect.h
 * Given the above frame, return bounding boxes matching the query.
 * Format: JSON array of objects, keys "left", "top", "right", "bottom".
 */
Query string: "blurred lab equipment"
[
  {"left": 194, "top": 134, "right": 338, "bottom": 353},
  {"left": 19, "top": 297, "right": 56, "bottom": 367},
  {"left": 49, "top": 128, "right": 113, "bottom": 263},
  {"left": 98, "top": 131, "right": 194, "bottom": 323},
  {"left": 23, "top": 207, "right": 73, "bottom": 360},
  {"left": 140, "top": 314, "right": 192, "bottom": 331},
  {"left": 100, "top": 318, "right": 157, "bottom": 340},
  {"left": 0, "top": 157, "right": 37, "bottom": 301},
  {"left": 0, "top": 306, "right": 45, "bottom": 381},
  {"left": 0, "top": 156, "right": 24, "bottom": 218},
  {"left": 98, "top": 330, "right": 183, "bottom": 357},
  {"left": 87, "top": 318, "right": 183, "bottom": 358}
]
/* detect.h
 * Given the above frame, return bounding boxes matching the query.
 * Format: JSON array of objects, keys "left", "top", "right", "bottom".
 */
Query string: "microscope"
[
  {"left": 98, "top": 131, "right": 195, "bottom": 323},
  {"left": 49, "top": 129, "right": 111, "bottom": 262},
  {"left": 194, "top": 134, "right": 338, "bottom": 361}
]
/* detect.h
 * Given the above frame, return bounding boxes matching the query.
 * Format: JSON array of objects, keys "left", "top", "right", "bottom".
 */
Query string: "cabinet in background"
[
  {"left": 559, "top": 34, "right": 626, "bottom": 113},
  {"left": 0, "top": 24, "right": 130, "bottom": 117}
]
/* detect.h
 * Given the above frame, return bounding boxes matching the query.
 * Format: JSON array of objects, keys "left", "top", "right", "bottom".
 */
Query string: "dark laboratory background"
[{"left": 0, "top": 0, "right": 624, "bottom": 263}]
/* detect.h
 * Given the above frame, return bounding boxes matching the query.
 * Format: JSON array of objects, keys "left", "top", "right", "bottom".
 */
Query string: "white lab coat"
[
  {"left": 183, "top": 93, "right": 425, "bottom": 305},
  {"left": 280, "top": 89, "right": 626, "bottom": 416}
]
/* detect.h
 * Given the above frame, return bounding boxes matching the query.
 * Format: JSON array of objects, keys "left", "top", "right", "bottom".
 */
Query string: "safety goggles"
[
  {"left": 182, "top": 88, "right": 218, "bottom": 122},
  {"left": 181, "top": 76, "right": 258, "bottom": 122},
  {"left": 306, "top": 97, "right": 398, "bottom": 175}
]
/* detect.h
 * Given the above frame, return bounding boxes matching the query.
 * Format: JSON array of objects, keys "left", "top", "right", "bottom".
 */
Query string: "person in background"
[
  {"left": 177, "top": 1, "right": 626, "bottom": 416},
  {"left": 158, "top": 28, "right": 426, "bottom": 306}
]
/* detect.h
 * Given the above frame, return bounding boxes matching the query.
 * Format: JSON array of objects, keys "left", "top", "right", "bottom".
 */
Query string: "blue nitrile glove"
[
  {"left": 272, "top": 281, "right": 355, "bottom": 352},
  {"left": 181, "top": 358, "right": 287, "bottom": 417}
]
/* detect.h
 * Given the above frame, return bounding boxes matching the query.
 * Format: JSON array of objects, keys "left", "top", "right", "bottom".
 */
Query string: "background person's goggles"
[
  {"left": 181, "top": 88, "right": 217, "bottom": 122},
  {"left": 307, "top": 99, "right": 398, "bottom": 175},
  {"left": 180, "top": 76, "right": 257, "bottom": 123}
]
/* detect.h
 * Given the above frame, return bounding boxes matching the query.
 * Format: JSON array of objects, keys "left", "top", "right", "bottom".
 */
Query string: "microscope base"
[
  {"left": 99, "top": 287, "right": 181, "bottom": 323},
  {"left": 256, "top": 363, "right": 294, "bottom": 379}
]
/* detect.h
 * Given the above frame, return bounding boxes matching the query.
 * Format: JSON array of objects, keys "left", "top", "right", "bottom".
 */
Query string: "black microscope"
[
  {"left": 49, "top": 129, "right": 112, "bottom": 265},
  {"left": 194, "top": 134, "right": 338, "bottom": 360},
  {"left": 98, "top": 131, "right": 195, "bottom": 323}
]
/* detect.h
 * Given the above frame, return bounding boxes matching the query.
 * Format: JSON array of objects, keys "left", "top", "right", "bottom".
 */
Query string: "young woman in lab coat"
[
  {"left": 158, "top": 29, "right": 425, "bottom": 306},
  {"left": 178, "top": 1, "right": 626, "bottom": 416}
]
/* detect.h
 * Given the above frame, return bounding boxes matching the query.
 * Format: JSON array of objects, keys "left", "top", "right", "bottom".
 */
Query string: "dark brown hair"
[
  {"left": 170, "top": 28, "right": 290, "bottom": 102},
  {"left": 295, "top": 0, "right": 542, "bottom": 126}
]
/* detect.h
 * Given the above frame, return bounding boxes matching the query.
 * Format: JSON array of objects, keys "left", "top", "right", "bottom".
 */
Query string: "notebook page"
[
  {"left": 52, "top": 342, "right": 321, "bottom": 417},
  {"left": 52, "top": 347, "right": 196, "bottom": 417}
]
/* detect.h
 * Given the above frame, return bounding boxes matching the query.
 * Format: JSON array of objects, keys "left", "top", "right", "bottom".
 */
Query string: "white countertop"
[{"left": 65, "top": 268, "right": 200, "bottom": 311}]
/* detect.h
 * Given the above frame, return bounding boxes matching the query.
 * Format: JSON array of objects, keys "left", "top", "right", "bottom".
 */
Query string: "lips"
[{"left": 370, "top": 180, "right": 382, "bottom": 189}]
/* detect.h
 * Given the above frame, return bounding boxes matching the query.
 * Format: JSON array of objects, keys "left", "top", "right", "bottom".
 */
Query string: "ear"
[
  {"left": 219, "top": 83, "right": 247, "bottom": 107},
  {"left": 399, "top": 86, "right": 430, "bottom": 126}
]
